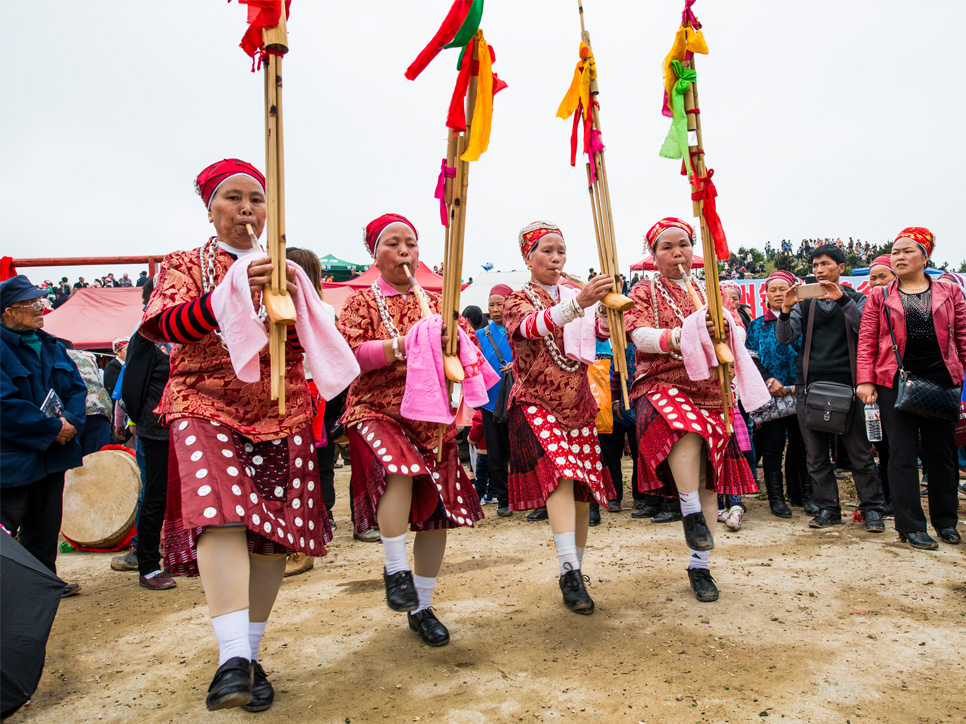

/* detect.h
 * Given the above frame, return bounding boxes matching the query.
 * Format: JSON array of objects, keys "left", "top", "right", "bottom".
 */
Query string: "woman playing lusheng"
[
  {"left": 140, "top": 159, "right": 357, "bottom": 711},
  {"left": 619, "top": 217, "right": 756, "bottom": 603},
  {"left": 337, "top": 213, "right": 483, "bottom": 647},
  {"left": 502, "top": 221, "right": 615, "bottom": 615}
]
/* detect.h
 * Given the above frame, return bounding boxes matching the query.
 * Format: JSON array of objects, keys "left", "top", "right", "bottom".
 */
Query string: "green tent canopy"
[{"left": 318, "top": 253, "right": 368, "bottom": 282}]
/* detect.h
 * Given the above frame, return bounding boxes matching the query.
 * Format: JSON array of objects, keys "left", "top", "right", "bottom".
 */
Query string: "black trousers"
[
  {"left": 756, "top": 413, "right": 806, "bottom": 498},
  {"left": 877, "top": 383, "right": 959, "bottom": 534},
  {"left": 0, "top": 472, "right": 65, "bottom": 574},
  {"left": 136, "top": 437, "right": 170, "bottom": 576},
  {"left": 872, "top": 436, "right": 892, "bottom": 504},
  {"left": 315, "top": 388, "right": 347, "bottom": 519},
  {"left": 797, "top": 390, "right": 884, "bottom": 512},
  {"left": 480, "top": 409, "right": 509, "bottom": 507},
  {"left": 598, "top": 418, "right": 643, "bottom": 503}
]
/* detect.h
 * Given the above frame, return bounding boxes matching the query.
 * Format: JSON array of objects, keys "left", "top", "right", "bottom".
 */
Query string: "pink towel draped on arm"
[
  {"left": 209, "top": 256, "right": 360, "bottom": 400},
  {"left": 679, "top": 306, "right": 770, "bottom": 412},
  {"left": 558, "top": 285, "right": 597, "bottom": 366}
]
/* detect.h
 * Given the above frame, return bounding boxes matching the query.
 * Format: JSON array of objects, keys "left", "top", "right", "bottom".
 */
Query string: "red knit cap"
[
  {"left": 764, "top": 270, "right": 798, "bottom": 289},
  {"left": 195, "top": 159, "right": 265, "bottom": 209},
  {"left": 364, "top": 213, "right": 418, "bottom": 257},
  {"left": 489, "top": 284, "right": 513, "bottom": 299},
  {"left": 645, "top": 217, "right": 694, "bottom": 252},
  {"left": 894, "top": 227, "right": 935, "bottom": 258},
  {"left": 869, "top": 254, "right": 892, "bottom": 271}
]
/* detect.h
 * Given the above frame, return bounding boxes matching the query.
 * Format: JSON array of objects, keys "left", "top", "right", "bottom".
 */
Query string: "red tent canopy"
[
  {"left": 41, "top": 287, "right": 143, "bottom": 350},
  {"left": 631, "top": 252, "right": 705, "bottom": 271},
  {"left": 322, "top": 261, "right": 467, "bottom": 315}
]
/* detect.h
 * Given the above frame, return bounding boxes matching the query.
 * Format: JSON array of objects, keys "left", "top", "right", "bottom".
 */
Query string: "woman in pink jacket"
[{"left": 857, "top": 228, "right": 966, "bottom": 550}]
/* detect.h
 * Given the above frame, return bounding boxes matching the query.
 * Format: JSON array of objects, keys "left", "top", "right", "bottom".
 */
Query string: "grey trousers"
[{"left": 797, "top": 390, "right": 884, "bottom": 512}]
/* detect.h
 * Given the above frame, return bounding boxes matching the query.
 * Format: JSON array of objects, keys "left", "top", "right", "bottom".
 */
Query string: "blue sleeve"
[{"left": 0, "top": 367, "right": 62, "bottom": 451}]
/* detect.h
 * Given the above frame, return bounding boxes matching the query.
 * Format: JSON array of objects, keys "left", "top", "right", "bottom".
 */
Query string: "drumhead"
[{"left": 62, "top": 448, "right": 141, "bottom": 548}]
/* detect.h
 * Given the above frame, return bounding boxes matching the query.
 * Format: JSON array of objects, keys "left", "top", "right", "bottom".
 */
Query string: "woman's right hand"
[
  {"left": 766, "top": 378, "right": 785, "bottom": 397},
  {"left": 576, "top": 274, "right": 613, "bottom": 309},
  {"left": 856, "top": 382, "right": 877, "bottom": 404}
]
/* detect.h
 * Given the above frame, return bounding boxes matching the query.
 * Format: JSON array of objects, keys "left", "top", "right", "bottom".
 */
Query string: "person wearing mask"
[
  {"left": 776, "top": 244, "right": 886, "bottom": 533},
  {"left": 1, "top": 274, "right": 87, "bottom": 597},
  {"left": 857, "top": 229, "right": 966, "bottom": 549}
]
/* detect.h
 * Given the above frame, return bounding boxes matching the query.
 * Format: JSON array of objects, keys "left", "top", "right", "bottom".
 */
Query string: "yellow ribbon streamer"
[
  {"left": 461, "top": 30, "right": 493, "bottom": 162},
  {"left": 556, "top": 42, "right": 595, "bottom": 121},
  {"left": 662, "top": 25, "right": 708, "bottom": 117}
]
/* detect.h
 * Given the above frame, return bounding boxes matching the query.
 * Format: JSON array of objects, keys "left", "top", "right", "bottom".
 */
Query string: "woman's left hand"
[
  {"left": 705, "top": 312, "right": 730, "bottom": 338},
  {"left": 247, "top": 256, "right": 298, "bottom": 295}
]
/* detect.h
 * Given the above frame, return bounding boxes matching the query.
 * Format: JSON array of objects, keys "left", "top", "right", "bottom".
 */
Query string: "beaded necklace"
[
  {"left": 199, "top": 237, "right": 267, "bottom": 348},
  {"left": 371, "top": 278, "right": 428, "bottom": 338},
  {"left": 523, "top": 282, "right": 581, "bottom": 372},
  {"left": 650, "top": 275, "right": 705, "bottom": 361}
]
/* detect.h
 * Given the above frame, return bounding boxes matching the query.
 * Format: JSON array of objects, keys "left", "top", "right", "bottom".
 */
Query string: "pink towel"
[
  {"left": 400, "top": 317, "right": 498, "bottom": 424},
  {"left": 559, "top": 285, "right": 597, "bottom": 366},
  {"left": 210, "top": 256, "right": 360, "bottom": 400},
  {"left": 679, "top": 306, "right": 771, "bottom": 412}
]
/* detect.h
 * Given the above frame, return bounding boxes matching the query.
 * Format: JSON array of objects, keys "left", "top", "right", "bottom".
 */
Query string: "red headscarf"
[
  {"left": 518, "top": 221, "right": 563, "bottom": 260},
  {"left": 364, "top": 213, "right": 418, "bottom": 257},
  {"left": 645, "top": 217, "right": 694, "bottom": 252},
  {"left": 488, "top": 284, "right": 513, "bottom": 299},
  {"left": 195, "top": 159, "right": 266, "bottom": 209},
  {"left": 894, "top": 227, "right": 935, "bottom": 258},
  {"left": 869, "top": 254, "right": 893, "bottom": 272},
  {"left": 764, "top": 270, "right": 798, "bottom": 289}
]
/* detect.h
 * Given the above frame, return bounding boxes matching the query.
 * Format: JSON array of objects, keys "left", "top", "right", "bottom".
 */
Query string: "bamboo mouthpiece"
[
  {"left": 559, "top": 271, "right": 633, "bottom": 312},
  {"left": 245, "top": 223, "right": 261, "bottom": 253}
]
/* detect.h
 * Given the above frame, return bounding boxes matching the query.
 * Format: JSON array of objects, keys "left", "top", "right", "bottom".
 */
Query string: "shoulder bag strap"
[
  {"left": 881, "top": 287, "right": 904, "bottom": 371},
  {"left": 484, "top": 327, "right": 507, "bottom": 366},
  {"left": 802, "top": 299, "right": 816, "bottom": 386}
]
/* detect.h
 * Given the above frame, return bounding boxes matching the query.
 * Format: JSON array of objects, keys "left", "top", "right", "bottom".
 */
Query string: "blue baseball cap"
[{"left": 0, "top": 275, "right": 45, "bottom": 312}]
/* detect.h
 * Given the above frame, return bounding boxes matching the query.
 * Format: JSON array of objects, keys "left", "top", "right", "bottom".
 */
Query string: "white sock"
[
  {"left": 143, "top": 570, "right": 161, "bottom": 580},
  {"left": 553, "top": 532, "right": 579, "bottom": 574},
  {"left": 688, "top": 549, "right": 710, "bottom": 570},
  {"left": 679, "top": 490, "right": 702, "bottom": 516},
  {"left": 211, "top": 609, "right": 250, "bottom": 665},
  {"left": 412, "top": 574, "right": 437, "bottom": 613},
  {"left": 249, "top": 621, "right": 267, "bottom": 661},
  {"left": 576, "top": 546, "right": 585, "bottom": 568},
  {"left": 382, "top": 532, "right": 409, "bottom": 575}
]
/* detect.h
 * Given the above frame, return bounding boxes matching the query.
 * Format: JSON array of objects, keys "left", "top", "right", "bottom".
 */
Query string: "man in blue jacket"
[{"left": 1, "top": 275, "right": 87, "bottom": 594}]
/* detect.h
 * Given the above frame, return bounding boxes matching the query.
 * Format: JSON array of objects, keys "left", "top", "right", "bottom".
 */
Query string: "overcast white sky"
[{"left": 2, "top": 0, "right": 964, "bottom": 285}]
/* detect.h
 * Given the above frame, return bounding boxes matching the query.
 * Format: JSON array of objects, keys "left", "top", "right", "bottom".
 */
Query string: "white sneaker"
[
  {"left": 717, "top": 509, "right": 729, "bottom": 524},
  {"left": 726, "top": 505, "right": 743, "bottom": 531}
]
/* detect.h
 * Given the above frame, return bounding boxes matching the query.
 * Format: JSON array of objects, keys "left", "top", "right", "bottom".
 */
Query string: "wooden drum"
[{"left": 62, "top": 448, "right": 141, "bottom": 549}]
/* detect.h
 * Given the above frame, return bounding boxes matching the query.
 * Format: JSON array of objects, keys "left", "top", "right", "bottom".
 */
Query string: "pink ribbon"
[{"left": 434, "top": 158, "right": 457, "bottom": 226}]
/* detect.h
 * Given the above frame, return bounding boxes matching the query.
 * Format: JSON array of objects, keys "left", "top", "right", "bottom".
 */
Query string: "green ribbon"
[
  {"left": 659, "top": 59, "right": 698, "bottom": 177},
  {"left": 448, "top": 0, "right": 484, "bottom": 68}
]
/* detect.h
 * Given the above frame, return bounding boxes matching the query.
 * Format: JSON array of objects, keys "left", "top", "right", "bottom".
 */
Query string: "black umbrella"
[{"left": 0, "top": 533, "right": 65, "bottom": 718}]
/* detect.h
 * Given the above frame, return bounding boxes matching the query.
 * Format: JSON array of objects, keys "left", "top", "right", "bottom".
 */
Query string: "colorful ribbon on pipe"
[
  {"left": 661, "top": 20, "right": 707, "bottom": 117},
  {"left": 234, "top": 0, "right": 292, "bottom": 70},
  {"left": 435, "top": 159, "right": 457, "bottom": 226},
  {"left": 405, "top": 0, "right": 483, "bottom": 80},
  {"left": 556, "top": 43, "right": 605, "bottom": 182},
  {"left": 659, "top": 60, "right": 697, "bottom": 176}
]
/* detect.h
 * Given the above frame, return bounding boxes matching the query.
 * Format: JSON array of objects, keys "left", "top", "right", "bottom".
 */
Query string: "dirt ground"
[{"left": 9, "top": 463, "right": 966, "bottom": 724}]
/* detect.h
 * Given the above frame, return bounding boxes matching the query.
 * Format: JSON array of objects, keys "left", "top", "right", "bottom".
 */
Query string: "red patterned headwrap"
[
  {"left": 869, "top": 254, "right": 893, "bottom": 272},
  {"left": 364, "top": 213, "right": 418, "bottom": 257},
  {"left": 645, "top": 217, "right": 694, "bottom": 252},
  {"left": 518, "top": 221, "right": 563, "bottom": 260},
  {"left": 764, "top": 270, "right": 798, "bottom": 289},
  {"left": 489, "top": 284, "right": 513, "bottom": 299},
  {"left": 195, "top": 159, "right": 266, "bottom": 209},
  {"left": 894, "top": 227, "right": 935, "bottom": 258}
]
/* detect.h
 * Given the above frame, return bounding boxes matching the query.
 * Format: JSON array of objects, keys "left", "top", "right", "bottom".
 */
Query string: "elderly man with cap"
[
  {"left": 0, "top": 274, "right": 87, "bottom": 597},
  {"left": 475, "top": 283, "right": 515, "bottom": 518}
]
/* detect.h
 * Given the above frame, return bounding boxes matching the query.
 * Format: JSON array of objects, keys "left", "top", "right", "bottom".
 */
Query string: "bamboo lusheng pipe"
[
  {"left": 681, "top": 54, "right": 733, "bottom": 433},
  {"left": 402, "top": 264, "right": 433, "bottom": 319},
  {"left": 559, "top": 271, "right": 633, "bottom": 312}
]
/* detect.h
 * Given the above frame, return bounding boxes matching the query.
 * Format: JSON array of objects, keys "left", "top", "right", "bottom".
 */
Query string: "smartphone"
[{"left": 796, "top": 283, "right": 825, "bottom": 299}]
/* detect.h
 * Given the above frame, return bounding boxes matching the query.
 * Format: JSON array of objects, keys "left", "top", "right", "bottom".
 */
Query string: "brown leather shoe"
[{"left": 139, "top": 572, "right": 177, "bottom": 590}]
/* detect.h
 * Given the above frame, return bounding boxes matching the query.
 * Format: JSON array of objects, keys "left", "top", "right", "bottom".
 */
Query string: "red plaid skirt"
[
  {"left": 162, "top": 417, "right": 332, "bottom": 577},
  {"left": 348, "top": 419, "right": 484, "bottom": 535},
  {"left": 507, "top": 403, "right": 615, "bottom": 511},
  {"left": 634, "top": 388, "right": 757, "bottom": 498}
]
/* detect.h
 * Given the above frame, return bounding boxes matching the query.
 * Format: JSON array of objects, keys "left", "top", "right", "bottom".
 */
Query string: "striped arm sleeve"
[
  {"left": 157, "top": 292, "right": 218, "bottom": 343},
  {"left": 286, "top": 326, "right": 304, "bottom": 353}
]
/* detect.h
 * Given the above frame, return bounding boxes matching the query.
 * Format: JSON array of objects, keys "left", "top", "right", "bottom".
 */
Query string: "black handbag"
[
  {"left": 801, "top": 300, "right": 856, "bottom": 435},
  {"left": 484, "top": 327, "right": 513, "bottom": 424},
  {"left": 882, "top": 288, "right": 961, "bottom": 422}
]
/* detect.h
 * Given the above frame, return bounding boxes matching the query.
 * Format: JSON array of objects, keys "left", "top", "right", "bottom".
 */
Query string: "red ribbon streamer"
[
  {"left": 235, "top": 0, "right": 291, "bottom": 61},
  {"left": 689, "top": 168, "right": 728, "bottom": 261},
  {"left": 569, "top": 100, "right": 604, "bottom": 183}
]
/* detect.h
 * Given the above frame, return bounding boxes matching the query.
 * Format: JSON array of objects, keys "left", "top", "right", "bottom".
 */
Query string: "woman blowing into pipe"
[{"left": 502, "top": 221, "right": 615, "bottom": 615}]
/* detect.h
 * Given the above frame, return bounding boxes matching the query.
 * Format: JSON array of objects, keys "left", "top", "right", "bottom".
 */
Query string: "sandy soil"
[{"left": 9, "top": 465, "right": 966, "bottom": 724}]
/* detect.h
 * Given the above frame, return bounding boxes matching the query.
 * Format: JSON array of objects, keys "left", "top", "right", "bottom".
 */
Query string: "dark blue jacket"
[{"left": 1, "top": 326, "right": 87, "bottom": 487}]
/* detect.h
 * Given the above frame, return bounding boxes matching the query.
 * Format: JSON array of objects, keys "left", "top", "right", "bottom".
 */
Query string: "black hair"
[
  {"left": 461, "top": 305, "right": 485, "bottom": 330},
  {"left": 810, "top": 243, "right": 846, "bottom": 266},
  {"left": 141, "top": 277, "right": 155, "bottom": 305}
]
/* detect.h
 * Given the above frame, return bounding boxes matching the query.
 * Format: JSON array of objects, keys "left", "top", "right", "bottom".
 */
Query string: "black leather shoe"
[
  {"left": 497, "top": 506, "right": 513, "bottom": 517},
  {"left": 205, "top": 657, "right": 253, "bottom": 711},
  {"left": 558, "top": 567, "right": 595, "bottom": 615},
  {"left": 526, "top": 507, "right": 548, "bottom": 521},
  {"left": 808, "top": 509, "right": 843, "bottom": 528},
  {"left": 936, "top": 527, "right": 961, "bottom": 545},
  {"left": 408, "top": 608, "right": 450, "bottom": 646},
  {"left": 687, "top": 567, "right": 719, "bottom": 602},
  {"left": 383, "top": 569, "right": 419, "bottom": 612},
  {"left": 899, "top": 531, "right": 939, "bottom": 550},
  {"left": 588, "top": 505, "right": 601, "bottom": 527},
  {"left": 606, "top": 500, "right": 622, "bottom": 513},
  {"left": 652, "top": 509, "right": 682, "bottom": 524},
  {"left": 632, "top": 503, "right": 661, "bottom": 519},
  {"left": 241, "top": 661, "right": 275, "bottom": 712},
  {"left": 864, "top": 509, "right": 885, "bottom": 533},
  {"left": 803, "top": 500, "right": 821, "bottom": 516},
  {"left": 682, "top": 512, "right": 714, "bottom": 551}
]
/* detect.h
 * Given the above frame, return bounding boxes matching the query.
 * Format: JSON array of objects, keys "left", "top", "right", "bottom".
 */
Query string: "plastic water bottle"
[{"left": 864, "top": 403, "right": 882, "bottom": 442}]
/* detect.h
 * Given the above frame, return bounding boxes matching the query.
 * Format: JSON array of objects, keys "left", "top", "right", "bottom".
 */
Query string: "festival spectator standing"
[
  {"left": 857, "top": 229, "right": 966, "bottom": 549},
  {"left": 72, "top": 277, "right": 88, "bottom": 291},
  {"left": 476, "top": 284, "right": 514, "bottom": 517},
  {"left": 136, "top": 271, "right": 149, "bottom": 287},
  {"left": 119, "top": 273, "right": 133, "bottom": 288},
  {"left": 468, "top": 410, "right": 492, "bottom": 502},
  {"left": 866, "top": 255, "right": 898, "bottom": 515},
  {"left": 746, "top": 271, "right": 810, "bottom": 517},
  {"left": 103, "top": 337, "right": 128, "bottom": 399},
  {"left": 66, "top": 348, "right": 112, "bottom": 455},
  {"left": 1, "top": 274, "right": 87, "bottom": 597},
  {"left": 776, "top": 244, "right": 886, "bottom": 532}
]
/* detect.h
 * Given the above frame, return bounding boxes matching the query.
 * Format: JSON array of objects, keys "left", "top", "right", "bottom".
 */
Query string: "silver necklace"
[
  {"left": 523, "top": 282, "right": 581, "bottom": 372},
  {"left": 650, "top": 275, "right": 704, "bottom": 361},
  {"left": 200, "top": 238, "right": 267, "bottom": 349},
  {"left": 371, "top": 279, "right": 428, "bottom": 338}
]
